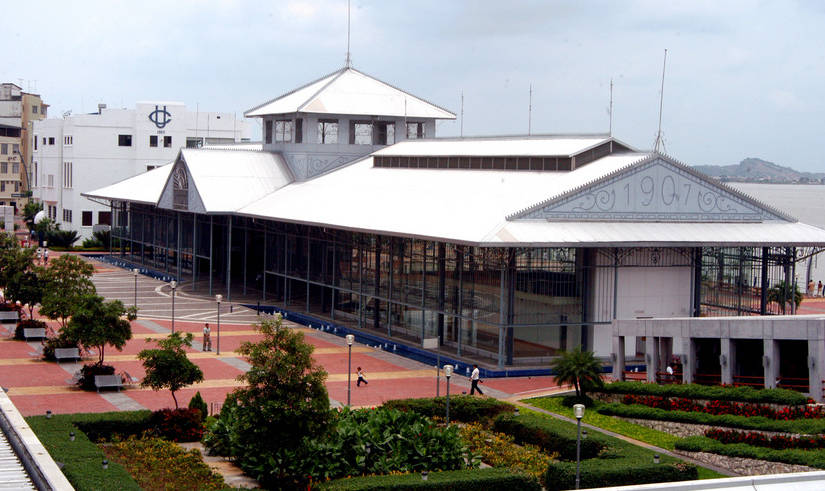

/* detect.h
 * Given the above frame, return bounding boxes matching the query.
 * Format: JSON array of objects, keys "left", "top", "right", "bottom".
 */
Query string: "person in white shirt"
[
  {"left": 203, "top": 323, "right": 212, "bottom": 352},
  {"left": 356, "top": 367, "right": 368, "bottom": 387},
  {"left": 469, "top": 364, "right": 483, "bottom": 396}
]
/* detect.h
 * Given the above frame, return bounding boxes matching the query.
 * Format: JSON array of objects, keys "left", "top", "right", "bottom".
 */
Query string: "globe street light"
[
  {"left": 132, "top": 269, "right": 139, "bottom": 309},
  {"left": 444, "top": 364, "right": 453, "bottom": 424},
  {"left": 573, "top": 403, "right": 586, "bottom": 490},
  {"left": 169, "top": 280, "right": 177, "bottom": 333},
  {"left": 346, "top": 334, "right": 355, "bottom": 407},
  {"left": 215, "top": 294, "right": 222, "bottom": 355}
]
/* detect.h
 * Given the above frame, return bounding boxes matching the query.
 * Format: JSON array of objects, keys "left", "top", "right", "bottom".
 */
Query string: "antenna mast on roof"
[
  {"left": 653, "top": 48, "right": 667, "bottom": 153},
  {"left": 345, "top": 0, "right": 352, "bottom": 67},
  {"left": 608, "top": 78, "right": 614, "bottom": 136},
  {"left": 528, "top": 84, "right": 532, "bottom": 136},
  {"left": 460, "top": 90, "right": 464, "bottom": 137}
]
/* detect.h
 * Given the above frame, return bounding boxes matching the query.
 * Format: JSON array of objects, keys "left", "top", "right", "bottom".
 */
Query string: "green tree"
[
  {"left": 550, "top": 348, "right": 604, "bottom": 399},
  {"left": 203, "top": 316, "right": 331, "bottom": 488},
  {"left": 0, "top": 232, "right": 35, "bottom": 288},
  {"left": 22, "top": 201, "right": 42, "bottom": 230},
  {"left": 64, "top": 295, "right": 135, "bottom": 364},
  {"left": 39, "top": 255, "right": 95, "bottom": 329},
  {"left": 767, "top": 280, "right": 803, "bottom": 314},
  {"left": 138, "top": 332, "right": 204, "bottom": 409},
  {"left": 5, "top": 269, "right": 43, "bottom": 318},
  {"left": 34, "top": 217, "right": 57, "bottom": 238}
]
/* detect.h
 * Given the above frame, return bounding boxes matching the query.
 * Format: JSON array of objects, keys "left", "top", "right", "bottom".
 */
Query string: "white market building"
[
  {"left": 84, "top": 66, "right": 825, "bottom": 394},
  {"left": 33, "top": 102, "right": 250, "bottom": 239}
]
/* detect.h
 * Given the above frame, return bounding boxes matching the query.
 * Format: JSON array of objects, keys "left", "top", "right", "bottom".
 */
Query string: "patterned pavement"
[{"left": 0, "top": 256, "right": 563, "bottom": 416}]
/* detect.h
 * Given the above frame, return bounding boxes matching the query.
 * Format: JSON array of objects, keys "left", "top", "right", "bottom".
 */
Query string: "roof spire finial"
[
  {"left": 345, "top": 0, "right": 352, "bottom": 68},
  {"left": 653, "top": 48, "right": 668, "bottom": 153}
]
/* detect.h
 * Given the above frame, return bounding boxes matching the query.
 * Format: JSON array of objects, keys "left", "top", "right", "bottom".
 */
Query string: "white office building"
[{"left": 32, "top": 102, "right": 250, "bottom": 239}]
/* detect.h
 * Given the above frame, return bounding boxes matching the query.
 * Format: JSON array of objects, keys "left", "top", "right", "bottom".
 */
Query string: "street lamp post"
[
  {"left": 346, "top": 334, "right": 354, "bottom": 407},
  {"left": 444, "top": 365, "right": 453, "bottom": 424},
  {"left": 132, "top": 269, "right": 139, "bottom": 309},
  {"left": 573, "top": 404, "right": 585, "bottom": 490},
  {"left": 170, "top": 280, "right": 177, "bottom": 333},
  {"left": 215, "top": 294, "right": 222, "bottom": 355}
]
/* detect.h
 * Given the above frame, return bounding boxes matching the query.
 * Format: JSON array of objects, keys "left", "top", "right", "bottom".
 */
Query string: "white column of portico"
[
  {"left": 764, "top": 339, "right": 779, "bottom": 389},
  {"left": 678, "top": 337, "right": 695, "bottom": 384},
  {"left": 720, "top": 338, "right": 733, "bottom": 385},
  {"left": 645, "top": 336, "right": 658, "bottom": 383},
  {"left": 612, "top": 335, "right": 625, "bottom": 380},
  {"left": 808, "top": 338, "right": 825, "bottom": 403}
]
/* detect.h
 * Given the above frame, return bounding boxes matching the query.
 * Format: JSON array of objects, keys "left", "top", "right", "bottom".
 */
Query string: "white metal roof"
[
  {"left": 203, "top": 142, "right": 263, "bottom": 151},
  {"left": 245, "top": 67, "right": 456, "bottom": 120},
  {"left": 84, "top": 163, "right": 173, "bottom": 204},
  {"left": 374, "top": 135, "right": 616, "bottom": 157},
  {"left": 178, "top": 148, "right": 293, "bottom": 213}
]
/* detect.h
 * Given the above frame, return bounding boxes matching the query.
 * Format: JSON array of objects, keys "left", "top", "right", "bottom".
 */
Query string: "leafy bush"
[
  {"left": 148, "top": 408, "right": 204, "bottom": 442},
  {"left": 705, "top": 428, "right": 825, "bottom": 450},
  {"left": 561, "top": 394, "right": 594, "bottom": 408},
  {"left": 93, "top": 229, "right": 111, "bottom": 248},
  {"left": 47, "top": 229, "right": 80, "bottom": 248},
  {"left": 76, "top": 363, "right": 116, "bottom": 391},
  {"left": 596, "top": 381, "right": 809, "bottom": 405},
  {"left": 103, "top": 437, "right": 225, "bottom": 490},
  {"left": 188, "top": 391, "right": 208, "bottom": 421},
  {"left": 82, "top": 237, "right": 103, "bottom": 248},
  {"left": 15, "top": 318, "right": 47, "bottom": 341},
  {"left": 597, "top": 402, "right": 825, "bottom": 434},
  {"left": 459, "top": 422, "right": 551, "bottom": 486},
  {"left": 676, "top": 436, "right": 825, "bottom": 469},
  {"left": 41, "top": 331, "right": 80, "bottom": 361},
  {"left": 493, "top": 413, "right": 603, "bottom": 460},
  {"left": 319, "top": 468, "right": 541, "bottom": 490},
  {"left": 622, "top": 394, "right": 825, "bottom": 420},
  {"left": 544, "top": 460, "right": 698, "bottom": 491},
  {"left": 72, "top": 411, "right": 152, "bottom": 442},
  {"left": 382, "top": 396, "right": 515, "bottom": 423}
]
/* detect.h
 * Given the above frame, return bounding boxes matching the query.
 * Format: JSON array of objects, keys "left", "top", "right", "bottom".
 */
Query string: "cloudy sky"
[{"left": 4, "top": 1, "right": 825, "bottom": 170}]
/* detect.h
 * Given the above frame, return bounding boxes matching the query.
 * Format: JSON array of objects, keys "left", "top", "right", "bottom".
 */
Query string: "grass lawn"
[{"left": 524, "top": 396, "right": 728, "bottom": 480}]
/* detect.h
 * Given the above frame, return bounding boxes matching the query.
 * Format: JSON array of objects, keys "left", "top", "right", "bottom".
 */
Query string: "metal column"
[
  {"left": 226, "top": 216, "right": 232, "bottom": 301},
  {"left": 262, "top": 229, "right": 267, "bottom": 300},
  {"left": 760, "top": 247, "right": 769, "bottom": 315},
  {"left": 176, "top": 212, "right": 182, "bottom": 280},
  {"left": 242, "top": 226, "right": 248, "bottom": 296},
  {"left": 306, "top": 229, "right": 311, "bottom": 312},
  {"left": 192, "top": 214, "right": 197, "bottom": 287},
  {"left": 208, "top": 216, "right": 213, "bottom": 296}
]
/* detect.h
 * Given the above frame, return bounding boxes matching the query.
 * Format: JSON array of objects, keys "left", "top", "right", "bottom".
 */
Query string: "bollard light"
[
  {"left": 69, "top": 431, "right": 75, "bottom": 442},
  {"left": 46, "top": 410, "right": 52, "bottom": 419},
  {"left": 421, "top": 471, "right": 429, "bottom": 481},
  {"left": 215, "top": 295, "right": 222, "bottom": 355},
  {"left": 346, "top": 334, "right": 355, "bottom": 407},
  {"left": 102, "top": 459, "right": 108, "bottom": 470},
  {"left": 582, "top": 430, "right": 588, "bottom": 440},
  {"left": 654, "top": 454, "right": 660, "bottom": 464}
]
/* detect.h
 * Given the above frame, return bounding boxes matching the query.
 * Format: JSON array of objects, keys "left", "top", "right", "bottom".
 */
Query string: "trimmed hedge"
[
  {"left": 492, "top": 413, "right": 604, "bottom": 460},
  {"left": 319, "top": 468, "right": 541, "bottom": 490},
  {"left": 382, "top": 396, "right": 514, "bottom": 422},
  {"left": 27, "top": 414, "right": 141, "bottom": 491},
  {"left": 597, "top": 403, "right": 825, "bottom": 434},
  {"left": 676, "top": 436, "right": 825, "bottom": 469},
  {"left": 71, "top": 410, "right": 152, "bottom": 442},
  {"left": 597, "top": 381, "right": 808, "bottom": 405},
  {"left": 544, "top": 460, "right": 698, "bottom": 491}
]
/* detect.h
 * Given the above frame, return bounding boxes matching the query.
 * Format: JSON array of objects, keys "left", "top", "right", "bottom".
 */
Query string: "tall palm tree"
[{"left": 550, "top": 348, "right": 604, "bottom": 399}]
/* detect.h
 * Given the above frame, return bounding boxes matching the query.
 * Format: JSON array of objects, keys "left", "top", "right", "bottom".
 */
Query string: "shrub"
[
  {"left": 41, "top": 331, "right": 80, "bottom": 361},
  {"left": 47, "top": 229, "right": 80, "bottom": 248},
  {"left": 459, "top": 422, "right": 552, "bottom": 486},
  {"left": 76, "top": 363, "right": 116, "bottom": 391},
  {"left": 103, "top": 437, "right": 225, "bottom": 490},
  {"left": 382, "top": 396, "right": 515, "bottom": 423},
  {"left": 148, "top": 408, "right": 204, "bottom": 442},
  {"left": 93, "top": 229, "right": 111, "bottom": 248},
  {"left": 492, "top": 413, "right": 604, "bottom": 460},
  {"left": 15, "top": 318, "right": 47, "bottom": 341},
  {"left": 705, "top": 428, "right": 825, "bottom": 450},
  {"left": 561, "top": 394, "right": 594, "bottom": 408},
  {"left": 676, "top": 436, "right": 825, "bottom": 469},
  {"left": 622, "top": 394, "right": 825, "bottom": 420},
  {"left": 596, "top": 381, "right": 808, "bottom": 405},
  {"left": 71, "top": 411, "right": 152, "bottom": 442},
  {"left": 319, "top": 468, "right": 541, "bottom": 490},
  {"left": 597, "top": 402, "right": 825, "bottom": 434},
  {"left": 544, "top": 460, "right": 698, "bottom": 491},
  {"left": 188, "top": 391, "right": 208, "bottom": 421},
  {"left": 82, "top": 237, "right": 103, "bottom": 248}
]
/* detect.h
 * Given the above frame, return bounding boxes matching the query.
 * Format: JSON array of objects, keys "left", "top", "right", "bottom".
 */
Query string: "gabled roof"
[
  {"left": 373, "top": 134, "right": 625, "bottom": 157},
  {"left": 244, "top": 67, "right": 456, "bottom": 120},
  {"left": 83, "top": 163, "right": 173, "bottom": 205}
]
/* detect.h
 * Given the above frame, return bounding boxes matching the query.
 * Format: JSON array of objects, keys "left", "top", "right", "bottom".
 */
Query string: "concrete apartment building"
[
  {"left": 0, "top": 83, "right": 47, "bottom": 211},
  {"left": 33, "top": 102, "right": 250, "bottom": 239}
]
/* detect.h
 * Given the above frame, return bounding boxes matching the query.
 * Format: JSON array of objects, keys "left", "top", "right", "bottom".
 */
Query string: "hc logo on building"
[{"left": 148, "top": 105, "right": 172, "bottom": 129}]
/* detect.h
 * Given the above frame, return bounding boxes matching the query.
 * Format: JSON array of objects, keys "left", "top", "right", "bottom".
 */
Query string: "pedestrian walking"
[
  {"left": 43, "top": 249, "right": 49, "bottom": 265},
  {"left": 819, "top": 281, "right": 823, "bottom": 297},
  {"left": 356, "top": 366, "right": 368, "bottom": 387},
  {"left": 36, "top": 248, "right": 42, "bottom": 265},
  {"left": 469, "top": 364, "right": 483, "bottom": 396},
  {"left": 203, "top": 323, "right": 212, "bottom": 352}
]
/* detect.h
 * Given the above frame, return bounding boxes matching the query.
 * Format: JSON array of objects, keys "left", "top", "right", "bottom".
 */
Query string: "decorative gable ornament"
[
  {"left": 513, "top": 157, "right": 789, "bottom": 223},
  {"left": 172, "top": 165, "right": 188, "bottom": 210}
]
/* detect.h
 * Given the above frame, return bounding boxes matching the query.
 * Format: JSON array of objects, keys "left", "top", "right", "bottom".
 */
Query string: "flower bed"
[
  {"left": 705, "top": 429, "right": 825, "bottom": 450},
  {"left": 622, "top": 394, "right": 825, "bottom": 420},
  {"left": 459, "top": 423, "right": 552, "bottom": 486}
]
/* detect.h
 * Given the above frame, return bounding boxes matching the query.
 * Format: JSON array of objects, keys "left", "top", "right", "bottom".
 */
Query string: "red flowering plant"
[
  {"left": 705, "top": 428, "right": 825, "bottom": 450},
  {"left": 622, "top": 394, "right": 825, "bottom": 420}
]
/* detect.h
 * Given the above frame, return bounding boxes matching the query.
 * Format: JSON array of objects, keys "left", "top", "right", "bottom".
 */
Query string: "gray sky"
[{"left": 4, "top": 1, "right": 825, "bottom": 170}]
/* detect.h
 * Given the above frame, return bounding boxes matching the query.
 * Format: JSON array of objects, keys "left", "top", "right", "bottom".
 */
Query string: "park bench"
[
  {"left": 0, "top": 311, "right": 19, "bottom": 323},
  {"left": 54, "top": 348, "right": 81, "bottom": 363},
  {"left": 23, "top": 328, "right": 46, "bottom": 341},
  {"left": 94, "top": 374, "right": 123, "bottom": 392}
]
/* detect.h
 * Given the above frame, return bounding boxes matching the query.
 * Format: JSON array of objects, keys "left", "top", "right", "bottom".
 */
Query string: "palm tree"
[
  {"left": 767, "top": 281, "right": 802, "bottom": 314},
  {"left": 550, "top": 348, "right": 604, "bottom": 399}
]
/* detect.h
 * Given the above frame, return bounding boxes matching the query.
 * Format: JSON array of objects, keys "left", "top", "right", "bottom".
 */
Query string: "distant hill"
[{"left": 693, "top": 158, "right": 825, "bottom": 183}]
